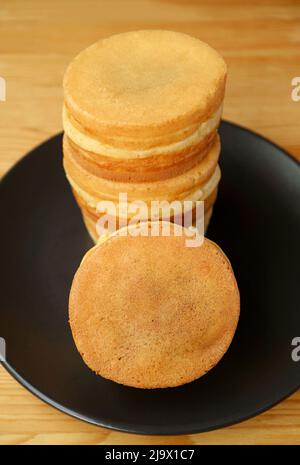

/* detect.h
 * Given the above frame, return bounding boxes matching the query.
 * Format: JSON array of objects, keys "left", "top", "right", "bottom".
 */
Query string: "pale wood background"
[{"left": 0, "top": 0, "right": 300, "bottom": 445}]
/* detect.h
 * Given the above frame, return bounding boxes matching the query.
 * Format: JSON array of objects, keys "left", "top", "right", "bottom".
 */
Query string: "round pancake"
[
  {"left": 64, "top": 103, "right": 221, "bottom": 152},
  {"left": 63, "top": 129, "right": 217, "bottom": 182},
  {"left": 69, "top": 222, "right": 240, "bottom": 388},
  {"left": 63, "top": 102, "right": 222, "bottom": 153},
  {"left": 63, "top": 30, "right": 226, "bottom": 143},
  {"left": 63, "top": 135, "right": 221, "bottom": 203}
]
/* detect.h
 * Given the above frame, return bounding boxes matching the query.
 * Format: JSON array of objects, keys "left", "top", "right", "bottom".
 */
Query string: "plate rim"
[{"left": 2, "top": 359, "right": 300, "bottom": 436}]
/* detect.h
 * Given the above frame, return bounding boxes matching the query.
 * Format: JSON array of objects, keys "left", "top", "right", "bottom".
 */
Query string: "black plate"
[{"left": 1, "top": 121, "right": 300, "bottom": 435}]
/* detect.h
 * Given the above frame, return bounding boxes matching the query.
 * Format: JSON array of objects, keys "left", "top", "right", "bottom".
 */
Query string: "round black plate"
[{"left": 1, "top": 121, "right": 300, "bottom": 435}]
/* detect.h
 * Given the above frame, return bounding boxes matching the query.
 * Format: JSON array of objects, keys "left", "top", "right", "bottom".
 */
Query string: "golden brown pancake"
[
  {"left": 63, "top": 130, "right": 217, "bottom": 183},
  {"left": 69, "top": 222, "right": 240, "bottom": 388},
  {"left": 63, "top": 135, "right": 221, "bottom": 203},
  {"left": 63, "top": 30, "right": 226, "bottom": 143}
]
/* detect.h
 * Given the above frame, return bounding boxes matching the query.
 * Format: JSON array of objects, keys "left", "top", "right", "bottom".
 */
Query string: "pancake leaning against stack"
[
  {"left": 69, "top": 222, "right": 240, "bottom": 389},
  {"left": 63, "top": 30, "right": 227, "bottom": 242}
]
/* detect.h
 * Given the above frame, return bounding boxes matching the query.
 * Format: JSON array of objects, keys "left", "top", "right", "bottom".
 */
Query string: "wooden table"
[{"left": 0, "top": 0, "right": 299, "bottom": 445}]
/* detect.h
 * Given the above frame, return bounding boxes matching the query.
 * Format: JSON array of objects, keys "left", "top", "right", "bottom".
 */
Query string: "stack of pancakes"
[{"left": 63, "top": 30, "right": 227, "bottom": 242}]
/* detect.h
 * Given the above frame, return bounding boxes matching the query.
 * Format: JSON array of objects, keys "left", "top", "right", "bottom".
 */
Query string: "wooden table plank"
[{"left": 0, "top": 0, "right": 300, "bottom": 445}]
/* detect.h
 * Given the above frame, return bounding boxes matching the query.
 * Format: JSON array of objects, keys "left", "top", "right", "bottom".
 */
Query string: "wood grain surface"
[{"left": 0, "top": 0, "right": 300, "bottom": 445}]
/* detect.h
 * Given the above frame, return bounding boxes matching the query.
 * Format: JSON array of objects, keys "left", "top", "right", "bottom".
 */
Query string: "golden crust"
[
  {"left": 63, "top": 103, "right": 222, "bottom": 154},
  {"left": 69, "top": 222, "right": 240, "bottom": 388},
  {"left": 63, "top": 30, "right": 226, "bottom": 140},
  {"left": 67, "top": 107, "right": 205, "bottom": 150},
  {"left": 63, "top": 135, "right": 221, "bottom": 202},
  {"left": 63, "top": 130, "right": 217, "bottom": 182}
]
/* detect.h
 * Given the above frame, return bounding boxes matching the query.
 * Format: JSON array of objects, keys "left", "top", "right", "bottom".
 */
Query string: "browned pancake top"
[
  {"left": 64, "top": 30, "right": 226, "bottom": 138},
  {"left": 69, "top": 224, "right": 239, "bottom": 388}
]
